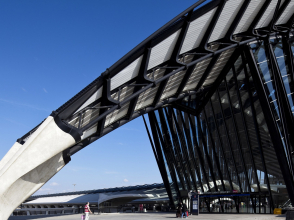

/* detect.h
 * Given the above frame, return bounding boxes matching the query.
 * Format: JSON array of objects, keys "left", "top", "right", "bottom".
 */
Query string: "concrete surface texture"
[
  {"left": 0, "top": 116, "right": 76, "bottom": 220},
  {"left": 8, "top": 213, "right": 286, "bottom": 220}
]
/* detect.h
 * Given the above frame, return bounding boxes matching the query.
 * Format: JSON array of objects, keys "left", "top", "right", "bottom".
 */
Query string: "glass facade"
[{"left": 148, "top": 36, "right": 294, "bottom": 213}]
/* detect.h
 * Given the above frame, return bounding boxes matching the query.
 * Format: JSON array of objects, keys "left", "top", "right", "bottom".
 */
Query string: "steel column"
[
  {"left": 231, "top": 64, "right": 261, "bottom": 193},
  {"left": 196, "top": 114, "right": 219, "bottom": 192},
  {"left": 243, "top": 46, "right": 290, "bottom": 209},
  {"left": 148, "top": 112, "right": 180, "bottom": 207},
  {"left": 223, "top": 75, "right": 251, "bottom": 192},
  {"left": 143, "top": 114, "right": 174, "bottom": 206},
  {"left": 209, "top": 99, "right": 234, "bottom": 191},
  {"left": 158, "top": 108, "right": 188, "bottom": 190},
  {"left": 202, "top": 108, "right": 226, "bottom": 191},
  {"left": 266, "top": 37, "right": 294, "bottom": 178},
  {"left": 163, "top": 107, "right": 191, "bottom": 190},
  {"left": 188, "top": 114, "right": 212, "bottom": 193},
  {"left": 172, "top": 108, "right": 199, "bottom": 190},
  {"left": 216, "top": 87, "right": 243, "bottom": 192}
]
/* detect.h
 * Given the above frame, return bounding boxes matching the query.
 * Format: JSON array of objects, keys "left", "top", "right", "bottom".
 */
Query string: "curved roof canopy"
[{"left": 19, "top": 0, "right": 294, "bottom": 155}]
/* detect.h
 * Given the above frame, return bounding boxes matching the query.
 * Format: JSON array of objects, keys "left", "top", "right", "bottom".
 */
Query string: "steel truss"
[
  {"left": 147, "top": 32, "right": 294, "bottom": 212},
  {"left": 17, "top": 0, "right": 293, "bottom": 157},
  {"left": 11, "top": 0, "right": 294, "bottom": 212}
]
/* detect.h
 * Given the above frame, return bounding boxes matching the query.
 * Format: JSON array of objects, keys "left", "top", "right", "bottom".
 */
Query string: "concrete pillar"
[
  {"left": 26, "top": 211, "right": 30, "bottom": 216},
  {"left": 0, "top": 116, "right": 76, "bottom": 220}
]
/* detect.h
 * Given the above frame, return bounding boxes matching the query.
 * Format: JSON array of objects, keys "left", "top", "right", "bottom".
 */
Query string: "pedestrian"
[
  {"left": 176, "top": 203, "right": 182, "bottom": 218},
  {"left": 84, "top": 202, "right": 93, "bottom": 220},
  {"left": 181, "top": 202, "right": 188, "bottom": 218}
]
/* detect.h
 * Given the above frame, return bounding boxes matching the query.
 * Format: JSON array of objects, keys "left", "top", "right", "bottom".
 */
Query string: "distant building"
[{"left": 15, "top": 183, "right": 168, "bottom": 215}]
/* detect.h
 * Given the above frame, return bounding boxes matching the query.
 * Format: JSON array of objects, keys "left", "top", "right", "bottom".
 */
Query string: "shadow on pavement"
[{"left": 9, "top": 215, "right": 70, "bottom": 220}]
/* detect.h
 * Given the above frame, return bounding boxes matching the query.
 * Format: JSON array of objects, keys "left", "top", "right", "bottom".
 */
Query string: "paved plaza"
[{"left": 8, "top": 213, "right": 286, "bottom": 220}]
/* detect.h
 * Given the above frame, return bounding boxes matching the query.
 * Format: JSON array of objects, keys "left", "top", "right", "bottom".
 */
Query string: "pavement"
[{"left": 8, "top": 213, "right": 286, "bottom": 220}]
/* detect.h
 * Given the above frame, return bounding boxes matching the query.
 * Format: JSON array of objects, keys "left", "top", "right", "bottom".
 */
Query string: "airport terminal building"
[{"left": 1, "top": 0, "right": 294, "bottom": 218}]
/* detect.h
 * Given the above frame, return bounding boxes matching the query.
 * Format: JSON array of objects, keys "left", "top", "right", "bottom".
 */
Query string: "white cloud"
[
  {"left": 2, "top": 117, "right": 29, "bottom": 128},
  {"left": 50, "top": 182, "right": 59, "bottom": 186},
  {"left": 43, "top": 88, "right": 48, "bottom": 93},
  {"left": 38, "top": 188, "right": 51, "bottom": 192},
  {"left": 0, "top": 98, "right": 50, "bottom": 112},
  {"left": 104, "top": 171, "right": 118, "bottom": 174},
  {"left": 123, "top": 179, "right": 128, "bottom": 182},
  {"left": 21, "top": 87, "right": 27, "bottom": 92},
  {"left": 66, "top": 166, "right": 93, "bottom": 172}
]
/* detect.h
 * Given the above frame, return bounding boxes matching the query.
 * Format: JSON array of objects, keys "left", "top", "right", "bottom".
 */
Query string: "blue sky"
[{"left": 0, "top": 0, "right": 199, "bottom": 195}]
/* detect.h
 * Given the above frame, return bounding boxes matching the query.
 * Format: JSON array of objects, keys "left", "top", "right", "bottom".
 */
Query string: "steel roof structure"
[
  {"left": 1, "top": 0, "right": 294, "bottom": 219},
  {"left": 17, "top": 0, "right": 294, "bottom": 156},
  {"left": 30, "top": 183, "right": 165, "bottom": 199}
]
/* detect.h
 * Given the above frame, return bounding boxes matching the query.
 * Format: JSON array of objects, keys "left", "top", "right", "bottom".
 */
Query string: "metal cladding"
[
  {"left": 1, "top": 0, "right": 294, "bottom": 217},
  {"left": 16, "top": 0, "right": 294, "bottom": 155},
  {"left": 148, "top": 35, "right": 294, "bottom": 212}
]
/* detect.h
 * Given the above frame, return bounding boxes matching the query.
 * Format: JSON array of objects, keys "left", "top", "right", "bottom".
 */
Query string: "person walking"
[
  {"left": 176, "top": 203, "right": 182, "bottom": 218},
  {"left": 181, "top": 202, "right": 188, "bottom": 218},
  {"left": 84, "top": 202, "right": 93, "bottom": 220}
]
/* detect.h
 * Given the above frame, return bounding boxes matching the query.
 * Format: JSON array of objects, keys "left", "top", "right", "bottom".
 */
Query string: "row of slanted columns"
[{"left": 13, "top": 205, "right": 80, "bottom": 216}]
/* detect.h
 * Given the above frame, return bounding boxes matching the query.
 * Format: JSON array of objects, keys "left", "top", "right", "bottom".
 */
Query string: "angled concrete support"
[{"left": 0, "top": 115, "right": 79, "bottom": 220}]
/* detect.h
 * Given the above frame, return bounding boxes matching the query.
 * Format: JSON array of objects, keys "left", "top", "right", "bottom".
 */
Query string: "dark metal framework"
[
  {"left": 17, "top": 0, "right": 292, "bottom": 153},
  {"left": 11, "top": 0, "right": 294, "bottom": 213},
  {"left": 147, "top": 33, "right": 294, "bottom": 212}
]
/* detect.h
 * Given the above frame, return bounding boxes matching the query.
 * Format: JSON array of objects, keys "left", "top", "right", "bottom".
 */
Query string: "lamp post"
[{"left": 73, "top": 184, "right": 76, "bottom": 192}]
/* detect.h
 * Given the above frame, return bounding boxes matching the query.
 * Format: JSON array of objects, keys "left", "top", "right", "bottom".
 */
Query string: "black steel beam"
[
  {"left": 282, "top": 33, "right": 294, "bottom": 87},
  {"left": 274, "top": 0, "right": 291, "bottom": 30},
  {"left": 216, "top": 87, "right": 243, "bottom": 192},
  {"left": 173, "top": 0, "right": 227, "bottom": 98},
  {"left": 247, "top": 0, "right": 270, "bottom": 35},
  {"left": 169, "top": 107, "right": 195, "bottom": 191},
  {"left": 174, "top": 64, "right": 196, "bottom": 98},
  {"left": 147, "top": 112, "right": 175, "bottom": 207},
  {"left": 126, "top": 47, "right": 152, "bottom": 120},
  {"left": 223, "top": 76, "right": 251, "bottom": 192},
  {"left": 152, "top": 111, "right": 183, "bottom": 205},
  {"left": 208, "top": 99, "right": 234, "bottom": 191},
  {"left": 226, "top": 0, "right": 251, "bottom": 42},
  {"left": 202, "top": 108, "right": 226, "bottom": 191},
  {"left": 195, "top": 48, "right": 242, "bottom": 116},
  {"left": 231, "top": 64, "right": 261, "bottom": 193},
  {"left": 243, "top": 45, "right": 293, "bottom": 209},
  {"left": 268, "top": 0, "right": 282, "bottom": 33},
  {"left": 196, "top": 115, "right": 219, "bottom": 192},
  {"left": 96, "top": 78, "right": 119, "bottom": 137},
  {"left": 70, "top": 37, "right": 257, "bottom": 134},
  {"left": 188, "top": 114, "right": 212, "bottom": 192},
  {"left": 172, "top": 102, "right": 198, "bottom": 116},
  {"left": 194, "top": 54, "right": 221, "bottom": 92},
  {"left": 242, "top": 50, "right": 274, "bottom": 211},
  {"left": 266, "top": 38, "right": 294, "bottom": 176},
  {"left": 151, "top": 11, "right": 194, "bottom": 107},
  {"left": 162, "top": 107, "right": 191, "bottom": 190},
  {"left": 199, "top": 0, "right": 226, "bottom": 50},
  {"left": 158, "top": 108, "right": 188, "bottom": 190},
  {"left": 143, "top": 115, "right": 159, "bottom": 165},
  {"left": 177, "top": 110, "right": 203, "bottom": 191}
]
